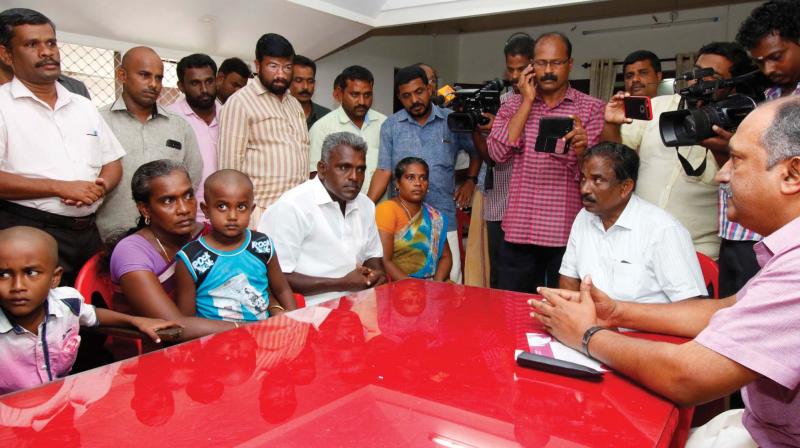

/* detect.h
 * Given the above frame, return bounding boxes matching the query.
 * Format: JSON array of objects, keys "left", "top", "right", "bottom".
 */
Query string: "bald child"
[
  {"left": 175, "top": 170, "right": 296, "bottom": 323},
  {"left": 0, "top": 226, "right": 182, "bottom": 394}
]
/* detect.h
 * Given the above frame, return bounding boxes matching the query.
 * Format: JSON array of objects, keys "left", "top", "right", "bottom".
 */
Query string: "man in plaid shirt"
[{"left": 487, "top": 32, "right": 604, "bottom": 293}]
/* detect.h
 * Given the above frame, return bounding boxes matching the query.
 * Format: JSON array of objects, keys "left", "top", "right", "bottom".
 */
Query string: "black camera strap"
[{"left": 676, "top": 147, "right": 708, "bottom": 177}]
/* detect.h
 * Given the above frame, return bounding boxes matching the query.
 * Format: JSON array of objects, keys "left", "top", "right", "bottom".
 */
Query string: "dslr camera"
[
  {"left": 659, "top": 67, "right": 763, "bottom": 147},
  {"left": 445, "top": 79, "right": 509, "bottom": 133}
]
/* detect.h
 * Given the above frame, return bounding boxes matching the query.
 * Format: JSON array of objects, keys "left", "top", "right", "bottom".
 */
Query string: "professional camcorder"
[
  {"left": 443, "top": 79, "right": 510, "bottom": 133},
  {"left": 659, "top": 67, "right": 763, "bottom": 147}
]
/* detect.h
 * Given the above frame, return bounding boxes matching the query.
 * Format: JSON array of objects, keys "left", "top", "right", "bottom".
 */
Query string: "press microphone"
[{"left": 432, "top": 85, "right": 458, "bottom": 106}]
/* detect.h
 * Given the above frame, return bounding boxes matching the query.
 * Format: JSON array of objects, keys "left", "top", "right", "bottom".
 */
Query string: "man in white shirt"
[
  {"left": 259, "top": 132, "right": 386, "bottom": 306},
  {"left": 559, "top": 142, "right": 707, "bottom": 304},
  {"left": 603, "top": 43, "right": 753, "bottom": 259},
  {"left": 0, "top": 8, "right": 125, "bottom": 285},
  {"left": 308, "top": 65, "right": 387, "bottom": 192}
]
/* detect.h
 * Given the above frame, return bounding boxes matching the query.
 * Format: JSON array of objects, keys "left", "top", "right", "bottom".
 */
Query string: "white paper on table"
[{"left": 526, "top": 332, "right": 608, "bottom": 372}]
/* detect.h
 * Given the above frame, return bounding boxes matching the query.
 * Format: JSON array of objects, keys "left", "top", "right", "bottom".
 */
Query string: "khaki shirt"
[
  {"left": 621, "top": 94, "right": 720, "bottom": 258},
  {"left": 97, "top": 98, "right": 203, "bottom": 240}
]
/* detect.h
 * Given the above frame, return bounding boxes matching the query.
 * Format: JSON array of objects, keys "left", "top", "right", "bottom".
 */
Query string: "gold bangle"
[
  {"left": 233, "top": 321, "right": 239, "bottom": 328},
  {"left": 268, "top": 304, "right": 286, "bottom": 311}
]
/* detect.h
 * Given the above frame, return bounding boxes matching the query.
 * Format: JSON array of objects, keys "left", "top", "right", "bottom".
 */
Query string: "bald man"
[{"left": 97, "top": 46, "right": 203, "bottom": 240}]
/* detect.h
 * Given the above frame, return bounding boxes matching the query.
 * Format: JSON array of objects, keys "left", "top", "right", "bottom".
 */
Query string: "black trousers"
[
  {"left": 718, "top": 239, "right": 760, "bottom": 298},
  {"left": 497, "top": 241, "right": 566, "bottom": 293},
  {"left": 0, "top": 201, "right": 101, "bottom": 287}
]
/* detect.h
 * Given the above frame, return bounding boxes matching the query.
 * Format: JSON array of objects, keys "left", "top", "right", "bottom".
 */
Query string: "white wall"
[
  {"left": 314, "top": 33, "right": 459, "bottom": 115},
  {"left": 313, "top": 1, "right": 763, "bottom": 111},
  {"left": 58, "top": 31, "right": 234, "bottom": 67},
  {"left": 455, "top": 2, "right": 763, "bottom": 83}
]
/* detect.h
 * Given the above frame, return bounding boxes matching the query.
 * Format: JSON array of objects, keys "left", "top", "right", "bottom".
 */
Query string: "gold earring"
[{"left": 144, "top": 216, "right": 151, "bottom": 226}]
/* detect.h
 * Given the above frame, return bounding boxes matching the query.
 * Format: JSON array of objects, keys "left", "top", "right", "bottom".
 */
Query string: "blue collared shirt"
[{"left": 378, "top": 105, "right": 476, "bottom": 231}]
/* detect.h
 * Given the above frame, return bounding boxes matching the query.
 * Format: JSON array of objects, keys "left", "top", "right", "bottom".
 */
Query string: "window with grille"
[{"left": 59, "top": 42, "right": 183, "bottom": 108}]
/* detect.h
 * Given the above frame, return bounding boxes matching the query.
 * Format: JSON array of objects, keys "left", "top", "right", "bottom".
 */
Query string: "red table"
[{"left": 0, "top": 280, "right": 689, "bottom": 447}]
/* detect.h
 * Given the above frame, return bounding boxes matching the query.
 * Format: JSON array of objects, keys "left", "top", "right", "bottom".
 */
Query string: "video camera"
[
  {"left": 442, "top": 79, "right": 510, "bottom": 133},
  {"left": 659, "top": 67, "right": 763, "bottom": 147}
]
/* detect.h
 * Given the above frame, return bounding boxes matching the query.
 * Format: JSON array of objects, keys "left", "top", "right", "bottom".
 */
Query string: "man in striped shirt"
[
  {"left": 488, "top": 32, "right": 604, "bottom": 293},
  {"left": 218, "top": 33, "right": 309, "bottom": 228}
]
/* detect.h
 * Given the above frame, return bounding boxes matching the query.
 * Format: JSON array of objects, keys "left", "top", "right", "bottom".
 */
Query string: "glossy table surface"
[{"left": 0, "top": 280, "right": 686, "bottom": 447}]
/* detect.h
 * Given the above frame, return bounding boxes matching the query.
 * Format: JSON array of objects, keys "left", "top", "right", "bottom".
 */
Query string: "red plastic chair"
[
  {"left": 75, "top": 253, "right": 147, "bottom": 355},
  {"left": 75, "top": 253, "right": 114, "bottom": 309},
  {"left": 696, "top": 252, "right": 720, "bottom": 299}
]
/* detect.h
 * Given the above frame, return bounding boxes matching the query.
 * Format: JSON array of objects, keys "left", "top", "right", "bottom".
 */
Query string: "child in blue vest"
[{"left": 175, "top": 170, "right": 296, "bottom": 322}]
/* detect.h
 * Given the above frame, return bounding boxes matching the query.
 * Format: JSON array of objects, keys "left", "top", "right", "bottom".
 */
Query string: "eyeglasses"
[
  {"left": 532, "top": 59, "right": 570, "bottom": 69},
  {"left": 265, "top": 63, "right": 293, "bottom": 74}
]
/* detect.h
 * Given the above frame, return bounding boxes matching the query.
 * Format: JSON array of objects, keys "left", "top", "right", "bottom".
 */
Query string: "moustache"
[
  {"left": 540, "top": 73, "right": 558, "bottom": 82},
  {"left": 411, "top": 102, "right": 424, "bottom": 109},
  {"left": 297, "top": 90, "right": 312, "bottom": 96},
  {"left": 720, "top": 183, "right": 733, "bottom": 198},
  {"left": 142, "top": 89, "right": 158, "bottom": 96},
  {"left": 35, "top": 58, "right": 60, "bottom": 68},
  {"left": 581, "top": 194, "right": 596, "bottom": 203}
]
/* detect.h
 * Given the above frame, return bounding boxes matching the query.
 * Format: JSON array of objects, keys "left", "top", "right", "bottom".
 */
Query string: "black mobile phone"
[
  {"left": 535, "top": 116, "right": 574, "bottom": 154},
  {"left": 624, "top": 96, "right": 653, "bottom": 120},
  {"left": 516, "top": 351, "right": 603, "bottom": 381}
]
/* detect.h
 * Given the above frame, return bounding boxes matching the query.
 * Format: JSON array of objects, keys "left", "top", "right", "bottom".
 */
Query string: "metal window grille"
[{"left": 59, "top": 42, "right": 183, "bottom": 108}]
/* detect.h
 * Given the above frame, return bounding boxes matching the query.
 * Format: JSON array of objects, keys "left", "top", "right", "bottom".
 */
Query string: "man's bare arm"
[{"left": 588, "top": 333, "right": 759, "bottom": 406}]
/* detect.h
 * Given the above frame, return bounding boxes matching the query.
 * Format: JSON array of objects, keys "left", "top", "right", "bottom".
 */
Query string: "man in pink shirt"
[
  {"left": 531, "top": 96, "right": 800, "bottom": 447},
  {"left": 168, "top": 53, "right": 220, "bottom": 221},
  {"left": 487, "top": 32, "right": 604, "bottom": 293}
]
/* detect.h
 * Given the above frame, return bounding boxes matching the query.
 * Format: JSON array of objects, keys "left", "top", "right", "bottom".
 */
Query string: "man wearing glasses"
[
  {"left": 487, "top": 32, "right": 605, "bottom": 293},
  {"left": 218, "top": 33, "right": 310, "bottom": 227}
]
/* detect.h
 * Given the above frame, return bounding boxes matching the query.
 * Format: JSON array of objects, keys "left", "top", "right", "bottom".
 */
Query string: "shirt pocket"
[
  {"left": 611, "top": 261, "right": 647, "bottom": 302},
  {"left": 53, "top": 329, "right": 81, "bottom": 378},
  {"left": 81, "top": 133, "right": 104, "bottom": 169}
]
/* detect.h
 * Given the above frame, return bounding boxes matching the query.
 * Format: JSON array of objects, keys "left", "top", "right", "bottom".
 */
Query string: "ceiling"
[{"left": 0, "top": 0, "right": 756, "bottom": 59}]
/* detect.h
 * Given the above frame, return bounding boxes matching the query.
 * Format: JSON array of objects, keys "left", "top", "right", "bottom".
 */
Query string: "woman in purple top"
[{"left": 109, "top": 160, "right": 235, "bottom": 340}]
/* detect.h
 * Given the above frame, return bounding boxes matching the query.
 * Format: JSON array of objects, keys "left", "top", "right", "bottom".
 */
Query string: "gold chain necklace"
[
  {"left": 397, "top": 197, "right": 415, "bottom": 220},
  {"left": 150, "top": 229, "right": 171, "bottom": 262}
]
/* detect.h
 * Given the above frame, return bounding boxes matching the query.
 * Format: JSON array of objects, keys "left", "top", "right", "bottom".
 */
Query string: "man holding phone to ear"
[{"left": 487, "top": 32, "right": 605, "bottom": 294}]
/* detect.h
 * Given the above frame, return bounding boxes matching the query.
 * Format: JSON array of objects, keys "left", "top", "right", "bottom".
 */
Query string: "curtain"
[
  {"left": 674, "top": 52, "right": 697, "bottom": 93},
  {"left": 588, "top": 58, "right": 617, "bottom": 101}
]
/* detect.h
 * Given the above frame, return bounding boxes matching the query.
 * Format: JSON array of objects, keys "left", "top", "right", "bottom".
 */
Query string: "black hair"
[
  {"left": 292, "top": 55, "right": 316, "bottom": 76},
  {"left": 255, "top": 33, "right": 294, "bottom": 61},
  {"left": 394, "top": 65, "right": 428, "bottom": 95},
  {"left": 333, "top": 73, "right": 343, "bottom": 90},
  {"left": 218, "top": 57, "right": 251, "bottom": 79},
  {"left": 504, "top": 34, "right": 535, "bottom": 59},
  {"left": 131, "top": 159, "right": 189, "bottom": 205},
  {"left": 583, "top": 142, "right": 639, "bottom": 187},
  {"left": 176, "top": 53, "right": 217, "bottom": 83},
  {"left": 394, "top": 157, "right": 429, "bottom": 180},
  {"left": 697, "top": 41, "right": 756, "bottom": 78},
  {"left": 622, "top": 50, "right": 662, "bottom": 74},
  {"left": 0, "top": 8, "right": 54, "bottom": 47},
  {"left": 534, "top": 31, "right": 572, "bottom": 58},
  {"left": 101, "top": 159, "right": 191, "bottom": 274},
  {"left": 337, "top": 65, "right": 374, "bottom": 91},
  {"left": 736, "top": 0, "right": 800, "bottom": 49}
]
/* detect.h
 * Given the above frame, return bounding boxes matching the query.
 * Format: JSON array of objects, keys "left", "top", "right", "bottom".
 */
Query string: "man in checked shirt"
[{"left": 488, "top": 32, "right": 604, "bottom": 293}]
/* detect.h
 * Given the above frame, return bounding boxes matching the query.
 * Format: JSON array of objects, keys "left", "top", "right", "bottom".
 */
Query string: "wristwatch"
[
  {"left": 581, "top": 326, "right": 607, "bottom": 358},
  {"left": 465, "top": 176, "right": 478, "bottom": 184}
]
